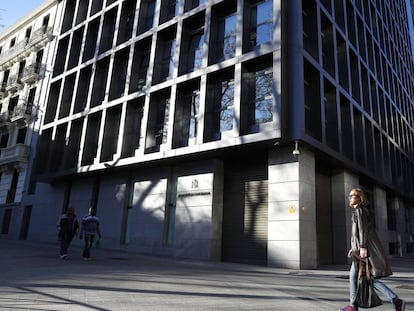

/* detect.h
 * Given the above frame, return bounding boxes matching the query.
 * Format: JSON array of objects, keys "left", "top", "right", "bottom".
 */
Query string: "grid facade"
[
  {"left": 302, "top": 0, "right": 414, "bottom": 198},
  {"left": 36, "top": 0, "right": 281, "bottom": 179}
]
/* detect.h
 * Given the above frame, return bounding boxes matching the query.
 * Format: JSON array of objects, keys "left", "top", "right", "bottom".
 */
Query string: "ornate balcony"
[
  {"left": 26, "top": 27, "right": 53, "bottom": 50},
  {"left": 0, "top": 26, "right": 53, "bottom": 70},
  {"left": 10, "top": 104, "right": 39, "bottom": 128},
  {"left": 0, "top": 87, "right": 8, "bottom": 99},
  {"left": 0, "top": 39, "right": 28, "bottom": 70},
  {"left": 21, "top": 64, "right": 42, "bottom": 84},
  {"left": 0, "top": 112, "right": 11, "bottom": 134},
  {"left": 0, "top": 144, "right": 30, "bottom": 173},
  {"left": 5, "top": 75, "right": 23, "bottom": 93}
]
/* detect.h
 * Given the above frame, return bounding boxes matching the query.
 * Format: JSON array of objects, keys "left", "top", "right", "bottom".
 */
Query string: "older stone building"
[{"left": 0, "top": 0, "right": 60, "bottom": 240}]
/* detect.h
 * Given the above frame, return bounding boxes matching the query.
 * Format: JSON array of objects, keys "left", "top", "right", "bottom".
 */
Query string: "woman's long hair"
[{"left": 349, "top": 188, "right": 369, "bottom": 206}]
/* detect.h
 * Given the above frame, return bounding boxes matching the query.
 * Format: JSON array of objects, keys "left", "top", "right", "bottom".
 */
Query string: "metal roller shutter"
[{"left": 222, "top": 161, "right": 268, "bottom": 265}]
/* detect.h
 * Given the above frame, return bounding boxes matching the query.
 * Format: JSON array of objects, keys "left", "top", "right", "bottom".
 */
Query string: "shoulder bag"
[{"left": 354, "top": 259, "right": 382, "bottom": 308}]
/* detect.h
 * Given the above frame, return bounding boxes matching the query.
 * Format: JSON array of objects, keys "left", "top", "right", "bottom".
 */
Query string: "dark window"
[
  {"left": 6, "top": 170, "right": 19, "bottom": 203},
  {"left": 53, "top": 36, "right": 69, "bottom": 77},
  {"left": 137, "top": 0, "right": 156, "bottom": 35},
  {"left": 100, "top": 106, "right": 121, "bottom": 162},
  {"left": 61, "top": 0, "right": 76, "bottom": 33},
  {"left": 81, "top": 112, "right": 101, "bottom": 166},
  {"left": 159, "top": 0, "right": 179, "bottom": 24},
  {"left": 173, "top": 80, "right": 200, "bottom": 148},
  {"left": 209, "top": 2, "right": 237, "bottom": 64},
  {"left": 117, "top": 0, "right": 136, "bottom": 45},
  {"left": 99, "top": 8, "right": 117, "bottom": 54},
  {"left": 145, "top": 90, "right": 171, "bottom": 153},
  {"left": 67, "top": 27, "right": 84, "bottom": 69},
  {"left": 59, "top": 74, "right": 76, "bottom": 119},
  {"left": 245, "top": 0, "right": 272, "bottom": 52},
  {"left": 50, "top": 124, "right": 67, "bottom": 171},
  {"left": 109, "top": 47, "right": 129, "bottom": 100},
  {"left": 1, "top": 209, "right": 12, "bottom": 234},
  {"left": 304, "top": 60, "right": 322, "bottom": 141},
  {"left": 25, "top": 27, "right": 32, "bottom": 39},
  {"left": 129, "top": 39, "right": 151, "bottom": 93},
  {"left": 76, "top": 0, "right": 89, "bottom": 24},
  {"left": 205, "top": 69, "right": 235, "bottom": 141},
  {"left": 184, "top": 0, "right": 205, "bottom": 12},
  {"left": 90, "top": 57, "right": 110, "bottom": 107},
  {"left": 64, "top": 118, "right": 83, "bottom": 169},
  {"left": 16, "top": 128, "right": 26, "bottom": 144},
  {"left": 44, "top": 80, "right": 61, "bottom": 123},
  {"left": 324, "top": 79, "right": 339, "bottom": 151},
  {"left": 241, "top": 59, "right": 273, "bottom": 134},
  {"left": 179, "top": 14, "right": 205, "bottom": 75},
  {"left": 121, "top": 98, "right": 144, "bottom": 158},
  {"left": 83, "top": 18, "right": 99, "bottom": 62},
  {"left": 74, "top": 65, "right": 92, "bottom": 113},
  {"left": 153, "top": 28, "right": 177, "bottom": 84},
  {"left": 42, "top": 14, "right": 50, "bottom": 29}
]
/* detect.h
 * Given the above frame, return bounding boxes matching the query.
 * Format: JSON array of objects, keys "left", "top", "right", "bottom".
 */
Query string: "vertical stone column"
[
  {"left": 267, "top": 147, "right": 317, "bottom": 269},
  {"left": 210, "top": 159, "right": 224, "bottom": 261},
  {"left": 331, "top": 170, "right": 358, "bottom": 264},
  {"left": 395, "top": 197, "right": 407, "bottom": 256},
  {"left": 373, "top": 187, "right": 388, "bottom": 244}
]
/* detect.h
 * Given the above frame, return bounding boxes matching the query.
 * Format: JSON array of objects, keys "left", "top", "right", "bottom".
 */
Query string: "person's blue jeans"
[
  {"left": 349, "top": 260, "right": 398, "bottom": 306},
  {"left": 83, "top": 234, "right": 95, "bottom": 259}
]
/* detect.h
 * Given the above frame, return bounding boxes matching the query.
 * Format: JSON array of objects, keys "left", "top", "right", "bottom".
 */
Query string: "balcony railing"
[
  {"left": 26, "top": 26, "right": 53, "bottom": 50},
  {"left": 0, "top": 87, "right": 8, "bottom": 99},
  {"left": 5, "top": 74, "right": 23, "bottom": 93},
  {"left": 0, "top": 112, "right": 11, "bottom": 134},
  {"left": 0, "top": 143, "right": 30, "bottom": 169},
  {"left": 0, "top": 26, "right": 53, "bottom": 69},
  {"left": 21, "top": 64, "right": 43, "bottom": 84},
  {"left": 0, "top": 39, "right": 28, "bottom": 68},
  {"left": 10, "top": 104, "right": 39, "bottom": 127}
]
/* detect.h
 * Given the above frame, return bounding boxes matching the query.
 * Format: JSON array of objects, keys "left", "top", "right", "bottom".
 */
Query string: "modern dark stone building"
[{"left": 3, "top": 0, "right": 414, "bottom": 269}]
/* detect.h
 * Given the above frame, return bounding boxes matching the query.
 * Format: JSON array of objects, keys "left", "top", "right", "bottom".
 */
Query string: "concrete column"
[
  {"left": 267, "top": 147, "right": 317, "bottom": 269},
  {"left": 373, "top": 187, "right": 388, "bottom": 244},
  {"left": 395, "top": 197, "right": 407, "bottom": 256},
  {"left": 374, "top": 186, "right": 407, "bottom": 256},
  {"left": 331, "top": 170, "right": 358, "bottom": 264},
  {"left": 210, "top": 159, "right": 224, "bottom": 261}
]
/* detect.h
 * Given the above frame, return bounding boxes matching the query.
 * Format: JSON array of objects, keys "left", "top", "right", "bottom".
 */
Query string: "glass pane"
[
  {"left": 256, "top": 0, "right": 273, "bottom": 45},
  {"left": 223, "top": 14, "right": 237, "bottom": 59},
  {"left": 255, "top": 70, "right": 273, "bottom": 123},
  {"left": 189, "top": 91, "right": 200, "bottom": 138},
  {"left": 220, "top": 80, "right": 234, "bottom": 131}
]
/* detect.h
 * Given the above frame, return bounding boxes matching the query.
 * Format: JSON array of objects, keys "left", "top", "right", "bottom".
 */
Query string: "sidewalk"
[{"left": 0, "top": 240, "right": 412, "bottom": 311}]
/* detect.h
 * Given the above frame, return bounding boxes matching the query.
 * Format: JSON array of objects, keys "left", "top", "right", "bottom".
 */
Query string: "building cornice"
[{"left": 0, "top": 0, "right": 57, "bottom": 40}]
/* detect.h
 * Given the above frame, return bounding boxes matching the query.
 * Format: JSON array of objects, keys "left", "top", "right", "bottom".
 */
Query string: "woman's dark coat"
[{"left": 351, "top": 206, "right": 392, "bottom": 278}]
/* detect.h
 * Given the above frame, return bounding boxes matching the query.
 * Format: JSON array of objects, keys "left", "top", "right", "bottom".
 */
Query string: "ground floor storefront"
[{"left": 3, "top": 148, "right": 413, "bottom": 269}]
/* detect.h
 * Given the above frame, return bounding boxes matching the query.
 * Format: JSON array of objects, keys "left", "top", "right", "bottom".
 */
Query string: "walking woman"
[
  {"left": 340, "top": 188, "right": 405, "bottom": 311},
  {"left": 57, "top": 207, "right": 79, "bottom": 259}
]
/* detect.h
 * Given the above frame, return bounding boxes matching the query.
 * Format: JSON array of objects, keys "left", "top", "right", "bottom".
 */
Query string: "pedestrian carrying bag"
[{"left": 354, "top": 259, "right": 382, "bottom": 308}]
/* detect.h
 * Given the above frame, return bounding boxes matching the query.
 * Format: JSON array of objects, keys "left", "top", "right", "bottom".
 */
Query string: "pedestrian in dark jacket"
[
  {"left": 340, "top": 188, "right": 405, "bottom": 311},
  {"left": 57, "top": 207, "right": 79, "bottom": 259},
  {"left": 79, "top": 207, "right": 101, "bottom": 260}
]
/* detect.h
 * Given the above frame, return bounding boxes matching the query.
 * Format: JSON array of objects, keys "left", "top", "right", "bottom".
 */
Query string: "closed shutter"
[{"left": 222, "top": 162, "right": 268, "bottom": 265}]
